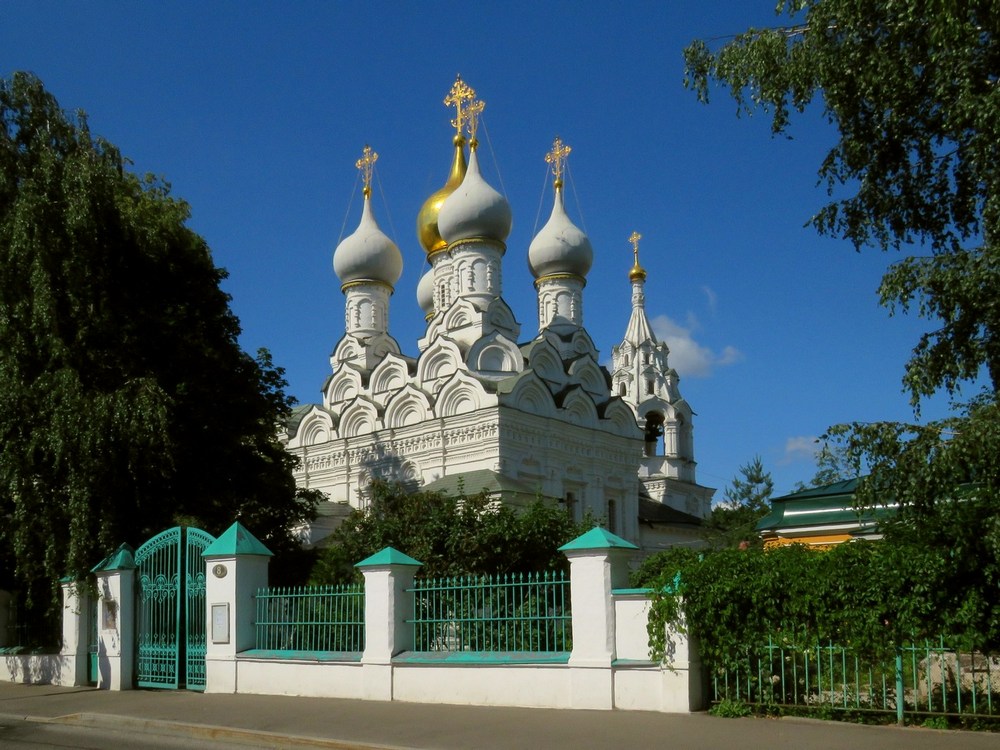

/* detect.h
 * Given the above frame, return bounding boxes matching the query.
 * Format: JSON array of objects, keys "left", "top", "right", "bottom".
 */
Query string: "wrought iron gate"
[{"left": 134, "top": 526, "right": 215, "bottom": 690}]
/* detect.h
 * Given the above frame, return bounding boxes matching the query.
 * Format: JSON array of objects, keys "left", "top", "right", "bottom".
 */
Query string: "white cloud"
[
  {"left": 781, "top": 436, "right": 820, "bottom": 465},
  {"left": 649, "top": 314, "right": 743, "bottom": 378}
]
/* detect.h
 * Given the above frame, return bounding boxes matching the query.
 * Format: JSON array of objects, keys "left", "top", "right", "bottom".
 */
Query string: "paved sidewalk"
[{"left": 1, "top": 682, "right": 997, "bottom": 749}]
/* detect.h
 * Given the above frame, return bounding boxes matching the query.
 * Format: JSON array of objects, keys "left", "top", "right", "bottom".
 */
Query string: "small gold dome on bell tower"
[
  {"left": 628, "top": 231, "right": 647, "bottom": 282},
  {"left": 416, "top": 133, "right": 467, "bottom": 255}
]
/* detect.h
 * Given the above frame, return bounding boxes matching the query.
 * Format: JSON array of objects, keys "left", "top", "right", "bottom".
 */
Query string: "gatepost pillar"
[
  {"left": 202, "top": 522, "right": 272, "bottom": 694},
  {"left": 90, "top": 544, "right": 135, "bottom": 690},
  {"left": 58, "top": 577, "right": 90, "bottom": 686},
  {"left": 357, "top": 547, "right": 422, "bottom": 700},
  {"left": 560, "top": 527, "right": 638, "bottom": 709}
]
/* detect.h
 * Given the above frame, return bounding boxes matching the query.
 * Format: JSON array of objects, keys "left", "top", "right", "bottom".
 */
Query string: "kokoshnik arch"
[{"left": 280, "top": 77, "right": 715, "bottom": 553}]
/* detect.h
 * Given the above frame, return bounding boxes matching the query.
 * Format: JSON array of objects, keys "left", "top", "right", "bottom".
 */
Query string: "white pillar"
[
  {"left": 58, "top": 578, "right": 90, "bottom": 686},
  {"left": 560, "top": 527, "right": 637, "bottom": 709},
  {"left": 91, "top": 544, "right": 136, "bottom": 690},
  {"left": 358, "top": 547, "right": 422, "bottom": 701},
  {"left": 202, "top": 522, "right": 273, "bottom": 694}
]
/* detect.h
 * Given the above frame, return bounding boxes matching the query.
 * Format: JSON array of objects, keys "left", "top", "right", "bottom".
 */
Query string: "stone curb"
[{"left": 0, "top": 711, "right": 409, "bottom": 750}]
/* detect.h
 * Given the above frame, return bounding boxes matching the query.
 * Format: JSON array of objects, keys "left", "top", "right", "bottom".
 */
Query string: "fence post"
[
  {"left": 58, "top": 578, "right": 90, "bottom": 686},
  {"left": 560, "top": 527, "right": 638, "bottom": 709},
  {"left": 90, "top": 544, "right": 135, "bottom": 690},
  {"left": 202, "top": 522, "right": 273, "bottom": 694},
  {"left": 357, "top": 547, "right": 422, "bottom": 701},
  {"left": 895, "top": 647, "right": 905, "bottom": 726}
]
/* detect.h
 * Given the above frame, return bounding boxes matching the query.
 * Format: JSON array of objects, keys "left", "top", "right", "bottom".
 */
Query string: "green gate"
[{"left": 134, "top": 526, "right": 215, "bottom": 690}]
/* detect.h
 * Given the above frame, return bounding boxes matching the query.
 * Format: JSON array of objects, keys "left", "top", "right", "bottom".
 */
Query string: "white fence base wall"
[
  {"left": 394, "top": 664, "right": 573, "bottom": 709},
  {"left": 0, "top": 654, "right": 76, "bottom": 686},
  {"left": 229, "top": 658, "right": 365, "bottom": 699},
  {"left": 218, "top": 657, "right": 703, "bottom": 712}
]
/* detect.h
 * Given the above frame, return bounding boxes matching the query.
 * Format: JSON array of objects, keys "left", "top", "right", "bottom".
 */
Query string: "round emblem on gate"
[{"left": 212, "top": 564, "right": 227, "bottom": 578}]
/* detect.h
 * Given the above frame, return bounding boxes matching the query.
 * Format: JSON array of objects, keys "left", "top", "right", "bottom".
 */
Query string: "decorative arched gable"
[
  {"left": 568, "top": 329, "right": 599, "bottom": 358},
  {"left": 442, "top": 298, "right": 478, "bottom": 332},
  {"left": 559, "top": 386, "right": 599, "bottom": 428},
  {"left": 467, "top": 332, "right": 522, "bottom": 375},
  {"left": 568, "top": 356, "right": 610, "bottom": 400},
  {"left": 415, "top": 337, "right": 464, "bottom": 393},
  {"left": 370, "top": 353, "right": 410, "bottom": 395},
  {"left": 325, "top": 366, "right": 363, "bottom": 409},
  {"left": 601, "top": 398, "right": 643, "bottom": 439},
  {"left": 300, "top": 410, "right": 337, "bottom": 446},
  {"left": 339, "top": 397, "right": 381, "bottom": 438},
  {"left": 486, "top": 298, "right": 519, "bottom": 333},
  {"left": 523, "top": 338, "right": 567, "bottom": 390},
  {"left": 384, "top": 385, "right": 433, "bottom": 429},
  {"left": 499, "top": 371, "right": 557, "bottom": 418},
  {"left": 434, "top": 370, "right": 490, "bottom": 418},
  {"left": 332, "top": 335, "right": 359, "bottom": 364}
]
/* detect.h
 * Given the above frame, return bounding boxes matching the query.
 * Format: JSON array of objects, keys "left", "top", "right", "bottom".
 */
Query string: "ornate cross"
[
  {"left": 629, "top": 231, "right": 642, "bottom": 265},
  {"left": 355, "top": 144, "right": 378, "bottom": 197},
  {"left": 444, "top": 75, "right": 477, "bottom": 136},
  {"left": 545, "top": 137, "right": 572, "bottom": 186}
]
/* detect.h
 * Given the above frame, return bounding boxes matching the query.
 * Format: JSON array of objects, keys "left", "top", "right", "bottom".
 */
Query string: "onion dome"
[
  {"left": 417, "top": 268, "right": 435, "bottom": 319},
  {"left": 333, "top": 193, "right": 403, "bottom": 288},
  {"left": 416, "top": 134, "right": 467, "bottom": 256},
  {"left": 528, "top": 184, "right": 593, "bottom": 280},
  {"left": 438, "top": 145, "right": 512, "bottom": 245}
]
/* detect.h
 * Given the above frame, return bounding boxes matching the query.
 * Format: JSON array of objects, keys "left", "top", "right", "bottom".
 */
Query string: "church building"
[{"left": 280, "top": 78, "right": 714, "bottom": 553}]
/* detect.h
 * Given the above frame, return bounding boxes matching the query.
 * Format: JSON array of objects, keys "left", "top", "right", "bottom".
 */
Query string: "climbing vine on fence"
[{"left": 634, "top": 518, "right": 1000, "bottom": 668}]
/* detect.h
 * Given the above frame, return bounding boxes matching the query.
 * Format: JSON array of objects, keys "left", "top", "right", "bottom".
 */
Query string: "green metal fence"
[
  {"left": 714, "top": 636, "right": 1000, "bottom": 719},
  {"left": 254, "top": 584, "right": 364, "bottom": 653},
  {"left": 408, "top": 572, "right": 571, "bottom": 653}
]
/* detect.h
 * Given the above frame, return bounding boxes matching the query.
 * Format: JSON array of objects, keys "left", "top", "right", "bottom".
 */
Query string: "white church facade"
[{"left": 280, "top": 79, "right": 714, "bottom": 554}]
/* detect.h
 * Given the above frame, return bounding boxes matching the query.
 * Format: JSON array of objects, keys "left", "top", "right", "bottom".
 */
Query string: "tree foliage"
[
  {"left": 703, "top": 456, "right": 773, "bottom": 549},
  {"left": 685, "top": 3, "right": 1000, "bottom": 522},
  {"left": 684, "top": 0, "right": 1000, "bottom": 396},
  {"left": 649, "top": 5, "right": 1000, "bottom": 665},
  {"left": 635, "top": 532, "right": 1000, "bottom": 667},
  {"left": 792, "top": 441, "right": 853, "bottom": 491},
  {"left": 311, "top": 480, "right": 595, "bottom": 584},
  {"left": 0, "top": 73, "right": 316, "bottom": 624}
]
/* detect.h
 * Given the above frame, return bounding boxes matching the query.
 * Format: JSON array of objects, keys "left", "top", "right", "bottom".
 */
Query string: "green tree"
[
  {"left": 684, "top": 4, "right": 999, "bottom": 520},
  {"left": 792, "top": 441, "right": 853, "bottom": 491},
  {"left": 0, "top": 72, "right": 316, "bottom": 630},
  {"left": 703, "top": 456, "right": 773, "bottom": 549},
  {"left": 311, "top": 480, "right": 594, "bottom": 584},
  {"left": 680, "top": 2, "right": 1000, "bottom": 652}
]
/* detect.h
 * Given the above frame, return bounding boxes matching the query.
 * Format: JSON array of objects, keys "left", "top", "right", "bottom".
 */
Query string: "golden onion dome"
[
  {"left": 416, "top": 134, "right": 467, "bottom": 256},
  {"left": 628, "top": 231, "right": 647, "bottom": 282}
]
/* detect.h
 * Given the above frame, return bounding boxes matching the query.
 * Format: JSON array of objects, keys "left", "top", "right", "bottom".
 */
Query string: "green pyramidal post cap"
[
  {"left": 559, "top": 527, "right": 639, "bottom": 552},
  {"left": 91, "top": 543, "right": 136, "bottom": 573},
  {"left": 355, "top": 546, "right": 423, "bottom": 568},
  {"left": 203, "top": 522, "right": 273, "bottom": 558}
]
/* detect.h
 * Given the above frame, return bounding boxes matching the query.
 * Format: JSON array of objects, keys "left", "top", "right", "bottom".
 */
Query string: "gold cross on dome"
[
  {"left": 444, "top": 75, "right": 476, "bottom": 136},
  {"left": 465, "top": 98, "right": 485, "bottom": 144},
  {"left": 355, "top": 144, "right": 378, "bottom": 197},
  {"left": 545, "top": 137, "right": 572, "bottom": 185},
  {"left": 629, "top": 231, "right": 642, "bottom": 264}
]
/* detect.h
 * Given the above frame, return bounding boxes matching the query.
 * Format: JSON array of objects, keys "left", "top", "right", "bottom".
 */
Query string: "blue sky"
[{"left": 2, "top": 1, "right": 959, "bottom": 496}]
